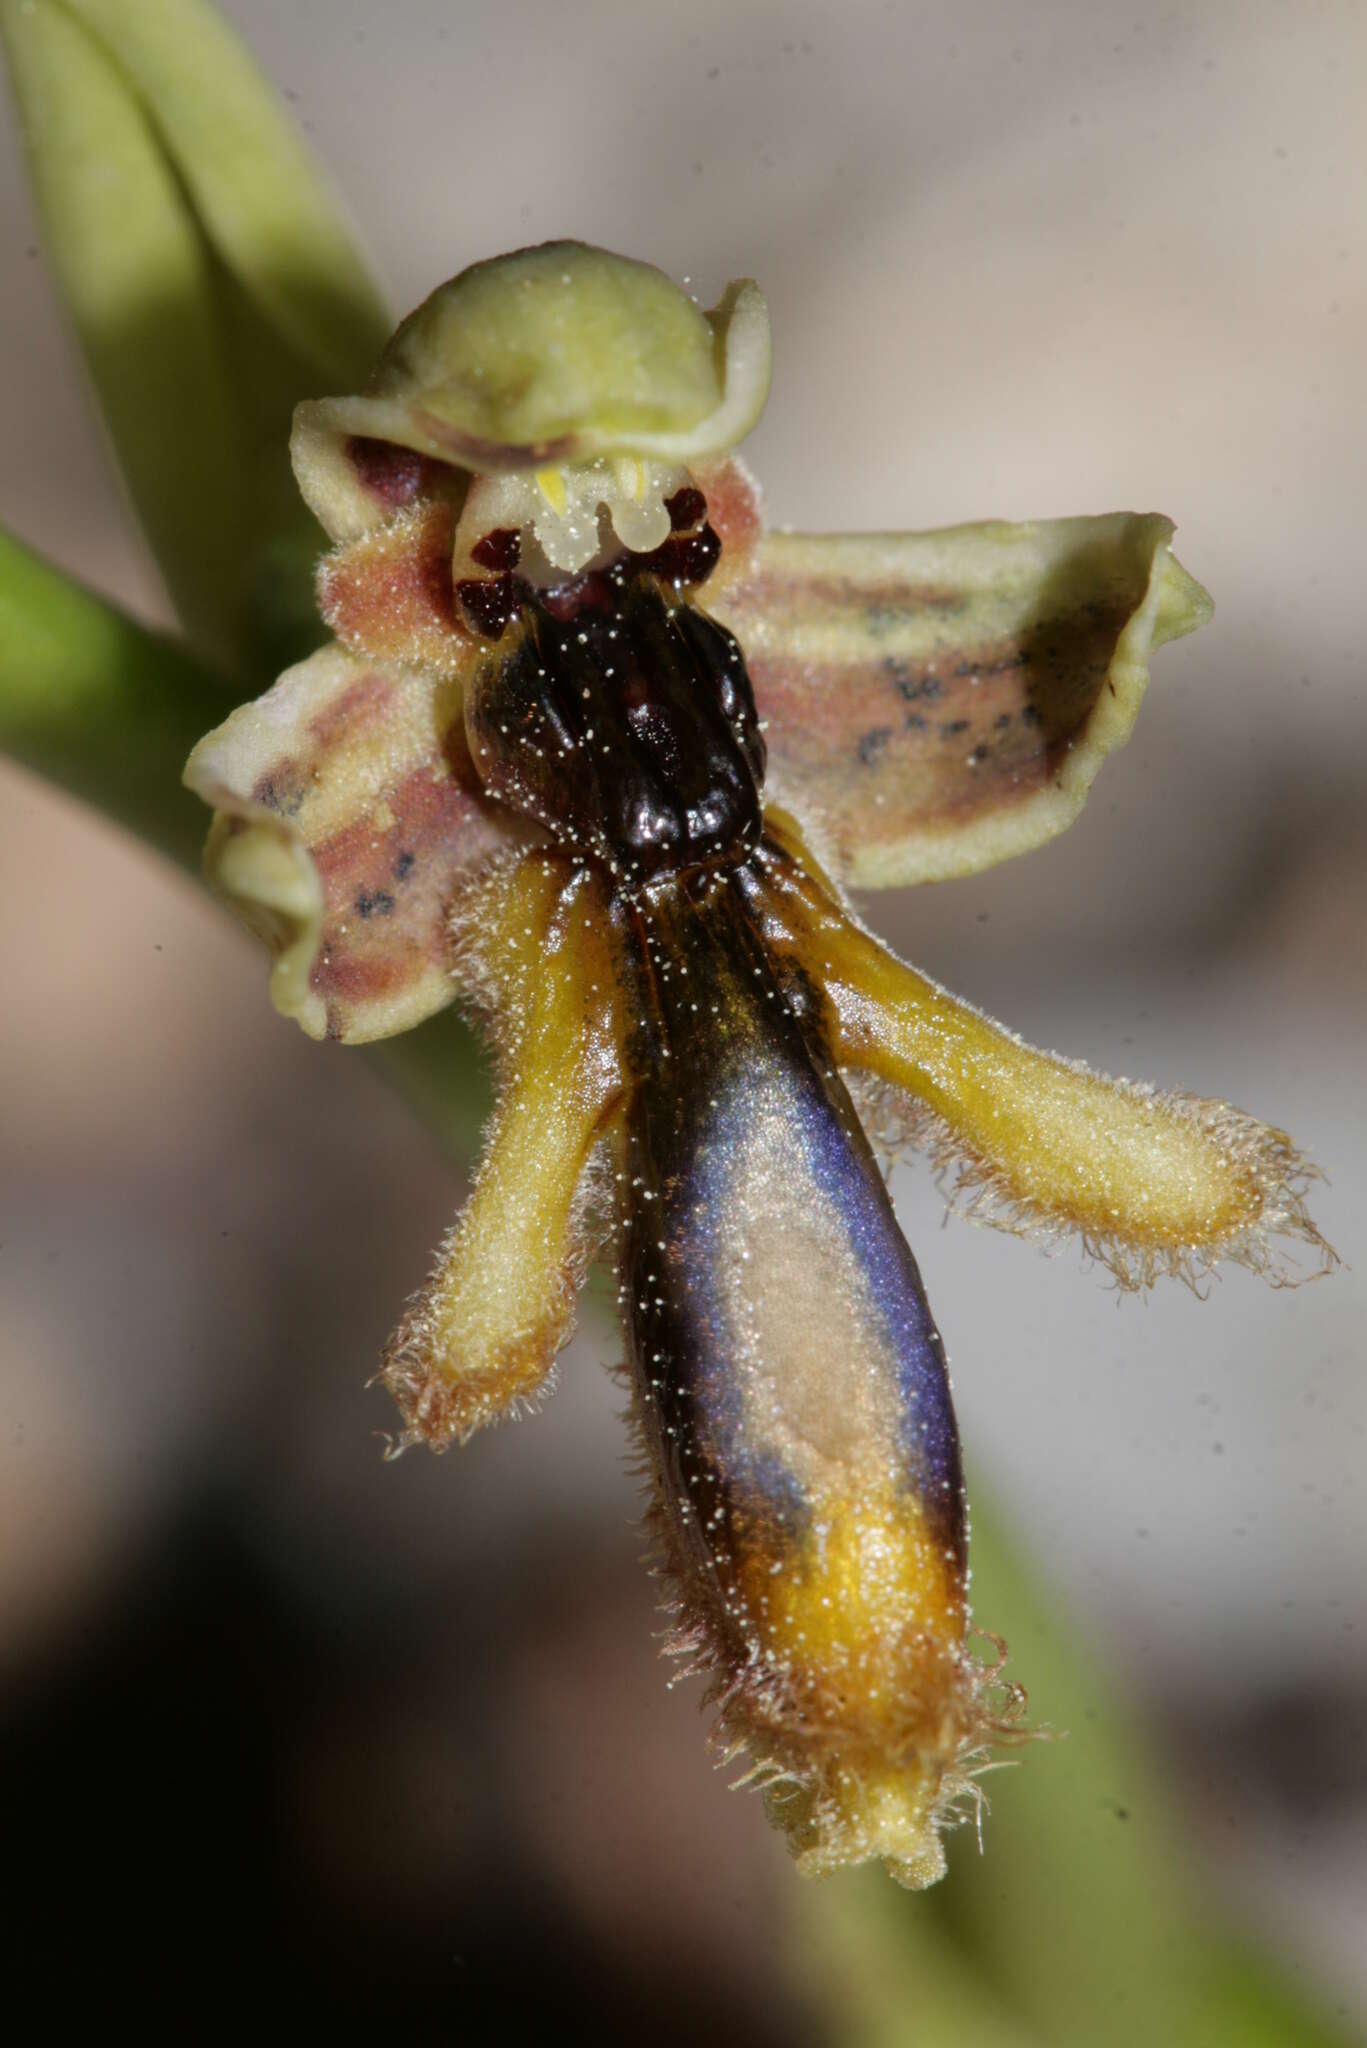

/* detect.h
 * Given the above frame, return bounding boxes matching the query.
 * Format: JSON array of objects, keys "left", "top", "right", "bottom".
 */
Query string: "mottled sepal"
[
  {"left": 292, "top": 243, "right": 770, "bottom": 545},
  {"left": 712, "top": 514, "right": 1212, "bottom": 887},
  {"left": 381, "top": 856, "right": 625, "bottom": 1449},
  {"left": 762, "top": 824, "right": 1334, "bottom": 1289},
  {"left": 184, "top": 641, "right": 519, "bottom": 1042}
]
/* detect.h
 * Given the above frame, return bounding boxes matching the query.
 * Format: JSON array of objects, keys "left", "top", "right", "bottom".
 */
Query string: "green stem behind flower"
[
  {"left": 0, "top": 524, "right": 234, "bottom": 870},
  {"left": 0, "top": 518, "right": 491, "bottom": 1146},
  {"left": 1, "top": 0, "right": 389, "bottom": 678}
]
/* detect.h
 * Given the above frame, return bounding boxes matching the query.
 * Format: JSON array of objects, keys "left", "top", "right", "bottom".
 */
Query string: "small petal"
[
  {"left": 184, "top": 641, "right": 519, "bottom": 1042},
  {"left": 317, "top": 497, "right": 475, "bottom": 678},
  {"left": 761, "top": 827, "right": 1332, "bottom": 1288},
  {"left": 694, "top": 455, "right": 765, "bottom": 594},
  {"left": 711, "top": 513, "right": 1212, "bottom": 887},
  {"left": 381, "top": 856, "right": 625, "bottom": 1449}
]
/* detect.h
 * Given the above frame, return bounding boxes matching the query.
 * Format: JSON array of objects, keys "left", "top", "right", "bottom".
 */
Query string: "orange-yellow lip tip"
[{"left": 766, "top": 1761, "right": 960, "bottom": 1888}]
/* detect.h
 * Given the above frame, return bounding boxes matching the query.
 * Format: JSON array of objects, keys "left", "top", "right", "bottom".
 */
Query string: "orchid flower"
[{"left": 182, "top": 241, "right": 1329, "bottom": 1890}]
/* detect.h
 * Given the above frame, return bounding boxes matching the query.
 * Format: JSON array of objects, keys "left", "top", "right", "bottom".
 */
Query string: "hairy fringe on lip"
[
  {"left": 844, "top": 1069, "right": 1336, "bottom": 1296},
  {"left": 614, "top": 1334, "right": 1036, "bottom": 1888},
  {"left": 375, "top": 846, "right": 620, "bottom": 1454},
  {"left": 377, "top": 1137, "right": 615, "bottom": 1456}
]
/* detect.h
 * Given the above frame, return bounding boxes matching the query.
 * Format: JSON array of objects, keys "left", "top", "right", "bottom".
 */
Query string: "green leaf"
[
  {"left": 61, "top": 0, "right": 390, "bottom": 389},
  {"left": 0, "top": 523, "right": 234, "bottom": 869},
  {"left": 0, "top": 0, "right": 389, "bottom": 677}
]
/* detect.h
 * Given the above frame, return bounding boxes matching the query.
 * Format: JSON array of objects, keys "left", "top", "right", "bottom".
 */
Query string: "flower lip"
[{"left": 290, "top": 243, "right": 772, "bottom": 543}]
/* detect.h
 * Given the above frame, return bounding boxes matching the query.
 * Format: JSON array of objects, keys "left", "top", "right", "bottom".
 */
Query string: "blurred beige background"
[{"left": 2, "top": 0, "right": 1364, "bottom": 2028}]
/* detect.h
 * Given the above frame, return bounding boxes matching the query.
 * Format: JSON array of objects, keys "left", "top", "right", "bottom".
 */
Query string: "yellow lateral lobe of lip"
[
  {"left": 757, "top": 827, "right": 1322, "bottom": 1283},
  {"left": 381, "top": 855, "right": 625, "bottom": 1449}
]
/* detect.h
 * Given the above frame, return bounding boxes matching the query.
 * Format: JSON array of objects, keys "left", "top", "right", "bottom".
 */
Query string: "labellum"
[{"left": 185, "top": 242, "right": 1330, "bottom": 1886}]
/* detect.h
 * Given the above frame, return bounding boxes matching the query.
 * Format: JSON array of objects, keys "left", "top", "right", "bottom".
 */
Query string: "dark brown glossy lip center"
[{"left": 462, "top": 566, "right": 766, "bottom": 888}]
